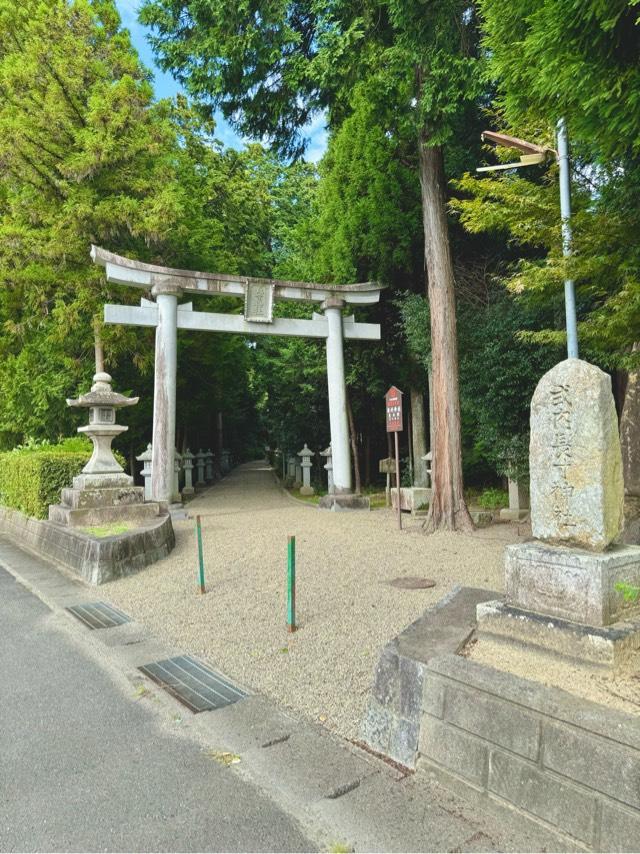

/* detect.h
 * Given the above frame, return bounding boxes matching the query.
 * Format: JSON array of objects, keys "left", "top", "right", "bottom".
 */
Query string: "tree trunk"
[
  {"left": 410, "top": 387, "right": 429, "bottom": 487},
  {"left": 364, "top": 424, "right": 371, "bottom": 487},
  {"left": 346, "top": 392, "right": 361, "bottom": 495},
  {"left": 621, "top": 344, "right": 640, "bottom": 498},
  {"left": 418, "top": 138, "right": 473, "bottom": 532}
]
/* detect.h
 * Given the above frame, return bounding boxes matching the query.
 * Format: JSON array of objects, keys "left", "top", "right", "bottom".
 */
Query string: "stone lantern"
[
  {"left": 136, "top": 443, "right": 153, "bottom": 500},
  {"left": 67, "top": 372, "right": 138, "bottom": 489},
  {"left": 320, "top": 444, "right": 334, "bottom": 495},
  {"left": 49, "top": 372, "right": 161, "bottom": 527},
  {"left": 182, "top": 448, "right": 195, "bottom": 496},
  {"left": 297, "top": 443, "right": 315, "bottom": 496}
]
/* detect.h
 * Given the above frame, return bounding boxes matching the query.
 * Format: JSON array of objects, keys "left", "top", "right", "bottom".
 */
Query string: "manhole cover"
[
  {"left": 66, "top": 602, "right": 131, "bottom": 629},
  {"left": 387, "top": 577, "right": 436, "bottom": 590},
  {"left": 138, "top": 655, "right": 248, "bottom": 713}
]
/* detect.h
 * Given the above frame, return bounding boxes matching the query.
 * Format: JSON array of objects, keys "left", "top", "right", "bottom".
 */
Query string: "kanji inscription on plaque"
[
  {"left": 385, "top": 386, "right": 403, "bottom": 432},
  {"left": 244, "top": 281, "right": 274, "bottom": 323}
]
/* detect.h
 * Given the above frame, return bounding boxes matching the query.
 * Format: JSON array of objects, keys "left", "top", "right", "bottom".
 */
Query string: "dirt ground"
[{"left": 104, "top": 461, "right": 527, "bottom": 739}]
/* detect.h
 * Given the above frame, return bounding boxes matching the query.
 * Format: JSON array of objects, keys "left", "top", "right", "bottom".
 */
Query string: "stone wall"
[
  {"left": 420, "top": 654, "right": 640, "bottom": 851},
  {"left": 0, "top": 505, "right": 175, "bottom": 584}
]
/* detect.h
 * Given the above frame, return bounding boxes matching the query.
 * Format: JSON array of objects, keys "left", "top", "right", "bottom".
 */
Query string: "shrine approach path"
[{"left": 104, "top": 461, "right": 525, "bottom": 739}]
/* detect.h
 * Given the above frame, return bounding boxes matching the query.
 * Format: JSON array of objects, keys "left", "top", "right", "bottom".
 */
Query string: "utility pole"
[
  {"left": 557, "top": 118, "right": 579, "bottom": 358},
  {"left": 478, "top": 125, "right": 580, "bottom": 359}
]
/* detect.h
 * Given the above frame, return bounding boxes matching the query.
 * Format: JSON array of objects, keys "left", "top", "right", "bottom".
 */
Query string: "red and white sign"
[{"left": 385, "top": 386, "right": 403, "bottom": 432}]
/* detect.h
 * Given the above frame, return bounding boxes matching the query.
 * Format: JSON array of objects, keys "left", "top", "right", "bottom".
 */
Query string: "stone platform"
[
  {"left": 318, "top": 494, "right": 370, "bottom": 511},
  {"left": 0, "top": 506, "right": 174, "bottom": 585},
  {"left": 505, "top": 541, "right": 640, "bottom": 626},
  {"left": 477, "top": 599, "right": 640, "bottom": 669},
  {"left": 360, "top": 586, "right": 640, "bottom": 850}
]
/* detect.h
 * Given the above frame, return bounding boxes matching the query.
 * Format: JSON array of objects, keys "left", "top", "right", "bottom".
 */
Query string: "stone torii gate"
[{"left": 91, "top": 246, "right": 383, "bottom": 506}]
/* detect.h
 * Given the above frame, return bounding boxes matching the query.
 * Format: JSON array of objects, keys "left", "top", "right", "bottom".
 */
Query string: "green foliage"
[
  {"left": 478, "top": 0, "right": 640, "bottom": 161},
  {"left": 140, "top": 0, "right": 482, "bottom": 157},
  {"left": 615, "top": 582, "right": 640, "bottom": 604},
  {"left": 476, "top": 487, "right": 508, "bottom": 510},
  {"left": 0, "top": 436, "right": 128, "bottom": 518},
  {"left": 0, "top": 450, "right": 89, "bottom": 519},
  {"left": 81, "top": 522, "right": 134, "bottom": 537},
  {"left": 453, "top": 163, "right": 640, "bottom": 369},
  {"left": 468, "top": 0, "right": 640, "bottom": 370}
]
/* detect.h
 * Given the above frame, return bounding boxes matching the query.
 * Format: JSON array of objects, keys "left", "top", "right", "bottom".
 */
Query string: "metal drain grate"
[
  {"left": 66, "top": 602, "right": 132, "bottom": 629},
  {"left": 138, "top": 655, "right": 248, "bottom": 713}
]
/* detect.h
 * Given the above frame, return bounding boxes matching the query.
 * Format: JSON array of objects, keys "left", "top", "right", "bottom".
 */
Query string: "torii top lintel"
[{"left": 91, "top": 246, "right": 383, "bottom": 306}]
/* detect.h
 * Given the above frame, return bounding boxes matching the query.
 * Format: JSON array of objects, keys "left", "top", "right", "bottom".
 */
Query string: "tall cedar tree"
[{"left": 140, "top": 0, "right": 481, "bottom": 530}]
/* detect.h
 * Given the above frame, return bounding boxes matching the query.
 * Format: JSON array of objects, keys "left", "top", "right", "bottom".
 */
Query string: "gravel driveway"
[{"left": 104, "top": 461, "right": 525, "bottom": 739}]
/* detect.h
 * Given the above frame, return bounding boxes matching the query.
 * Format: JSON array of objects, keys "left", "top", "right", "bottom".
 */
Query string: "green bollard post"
[
  {"left": 287, "top": 535, "right": 296, "bottom": 632},
  {"left": 196, "top": 515, "right": 205, "bottom": 594}
]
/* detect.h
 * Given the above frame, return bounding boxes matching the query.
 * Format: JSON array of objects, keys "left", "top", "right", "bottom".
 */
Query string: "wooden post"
[{"left": 394, "top": 431, "right": 402, "bottom": 531}]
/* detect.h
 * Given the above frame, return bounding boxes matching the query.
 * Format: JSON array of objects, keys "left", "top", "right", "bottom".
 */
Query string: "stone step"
[
  {"left": 49, "top": 502, "right": 161, "bottom": 528},
  {"left": 61, "top": 486, "right": 145, "bottom": 509},
  {"left": 476, "top": 599, "right": 640, "bottom": 670}
]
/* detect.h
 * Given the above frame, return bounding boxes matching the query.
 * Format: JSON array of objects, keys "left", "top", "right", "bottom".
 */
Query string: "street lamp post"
[{"left": 477, "top": 122, "right": 579, "bottom": 359}]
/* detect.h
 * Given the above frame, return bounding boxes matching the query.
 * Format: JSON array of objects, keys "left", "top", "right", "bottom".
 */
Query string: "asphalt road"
[{"left": 0, "top": 567, "right": 316, "bottom": 853}]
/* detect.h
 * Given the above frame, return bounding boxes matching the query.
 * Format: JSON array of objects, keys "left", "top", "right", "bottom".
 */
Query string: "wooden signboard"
[{"left": 384, "top": 386, "right": 404, "bottom": 530}]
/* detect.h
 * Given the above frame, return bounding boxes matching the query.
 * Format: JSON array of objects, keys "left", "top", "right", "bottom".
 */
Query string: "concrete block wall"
[{"left": 420, "top": 654, "right": 640, "bottom": 851}]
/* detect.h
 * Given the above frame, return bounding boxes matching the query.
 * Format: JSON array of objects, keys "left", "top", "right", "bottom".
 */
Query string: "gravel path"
[{"left": 104, "top": 461, "right": 526, "bottom": 739}]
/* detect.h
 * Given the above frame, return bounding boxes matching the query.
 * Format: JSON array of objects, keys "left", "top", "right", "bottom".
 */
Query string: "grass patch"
[{"left": 81, "top": 522, "right": 135, "bottom": 538}]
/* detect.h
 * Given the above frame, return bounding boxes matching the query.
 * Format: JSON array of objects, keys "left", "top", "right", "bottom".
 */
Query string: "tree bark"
[
  {"left": 621, "top": 344, "right": 640, "bottom": 498},
  {"left": 410, "top": 387, "right": 429, "bottom": 487},
  {"left": 418, "top": 138, "right": 473, "bottom": 532},
  {"left": 346, "top": 392, "right": 361, "bottom": 495}
]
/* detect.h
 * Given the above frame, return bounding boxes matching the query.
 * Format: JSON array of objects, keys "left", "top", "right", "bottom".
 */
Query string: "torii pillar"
[
  {"left": 151, "top": 282, "right": 180, "bottom": 503},
  {"left": 323, "top": 297, "right": 351, "bottom": 494}
]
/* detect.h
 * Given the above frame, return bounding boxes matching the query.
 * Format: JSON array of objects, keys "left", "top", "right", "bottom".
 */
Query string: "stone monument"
[{"left": 478, "top": 358, "right": 640, "bottom": 668}]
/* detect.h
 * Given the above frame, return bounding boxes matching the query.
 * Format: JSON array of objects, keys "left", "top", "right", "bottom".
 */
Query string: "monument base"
[
  {"left": 476, "top": 599, "right": 640, "bottom": 669},
  {"left": 505, "top": 541, "right": 640, "bottom": 626},
  {"left": 299, "top": 485, "right": 315, "bottom": 496},
  {"left": 391, "top": 487, "right": 432, "bottom": 514},
  {"left": 499, "top": 508, "right": 529, "bottom": 522},
  {"left": 49, "top": 501, "right": 161, "bottom": 527},
  {"left": 318, "top": 494, "right": 370, "bottom": 511}
]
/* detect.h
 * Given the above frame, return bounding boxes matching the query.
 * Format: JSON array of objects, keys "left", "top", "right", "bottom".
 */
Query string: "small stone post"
[
  {"left": 298, "top": 443, "right": 315, "bottom": 496},
  {"left": 136, "top": 443, "right": 153, "bottom": 501},
  {"left": 195, "top": 449, "right": 206, "bottom": 486},
  {"left": 287, "top": 455, "right": 297, "bottom": 481},
  {"left": 205, "top": 449, "right": 214, "bottom": 481},
  {"left": 173, "top": 449, "right": 182, "bottom": 504},
  {"left": 182, "top": 448, "right": 195, "bottom": 496},
  {"left": 221, "top": 449, "right": 231, "bottom": 473},
  {"left": 500, "top": 478, "right": 530, "bottom": 522},
  {"left": 320, "top": 445, "right": 334, "bottom": 494},
  {"left": 421, "top": 451, "right": 432, "bottom": 485},
  {"left": 294, "top": 462, "right": 303, "bottom": 488}
]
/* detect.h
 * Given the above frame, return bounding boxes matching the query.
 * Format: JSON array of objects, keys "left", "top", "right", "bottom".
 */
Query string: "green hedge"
[{"left": 0, "top": 438, "right": 127, "bottom": 519}]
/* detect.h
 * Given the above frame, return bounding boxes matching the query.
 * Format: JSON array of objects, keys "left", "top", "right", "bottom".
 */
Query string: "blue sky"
[{"left": 114, "top": 0, "right": 327, "bottom": 160}]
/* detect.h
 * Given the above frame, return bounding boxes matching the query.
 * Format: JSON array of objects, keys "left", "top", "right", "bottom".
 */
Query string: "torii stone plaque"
[{"left": 91, "top": 246, "right": 383, "bottom": 506}]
